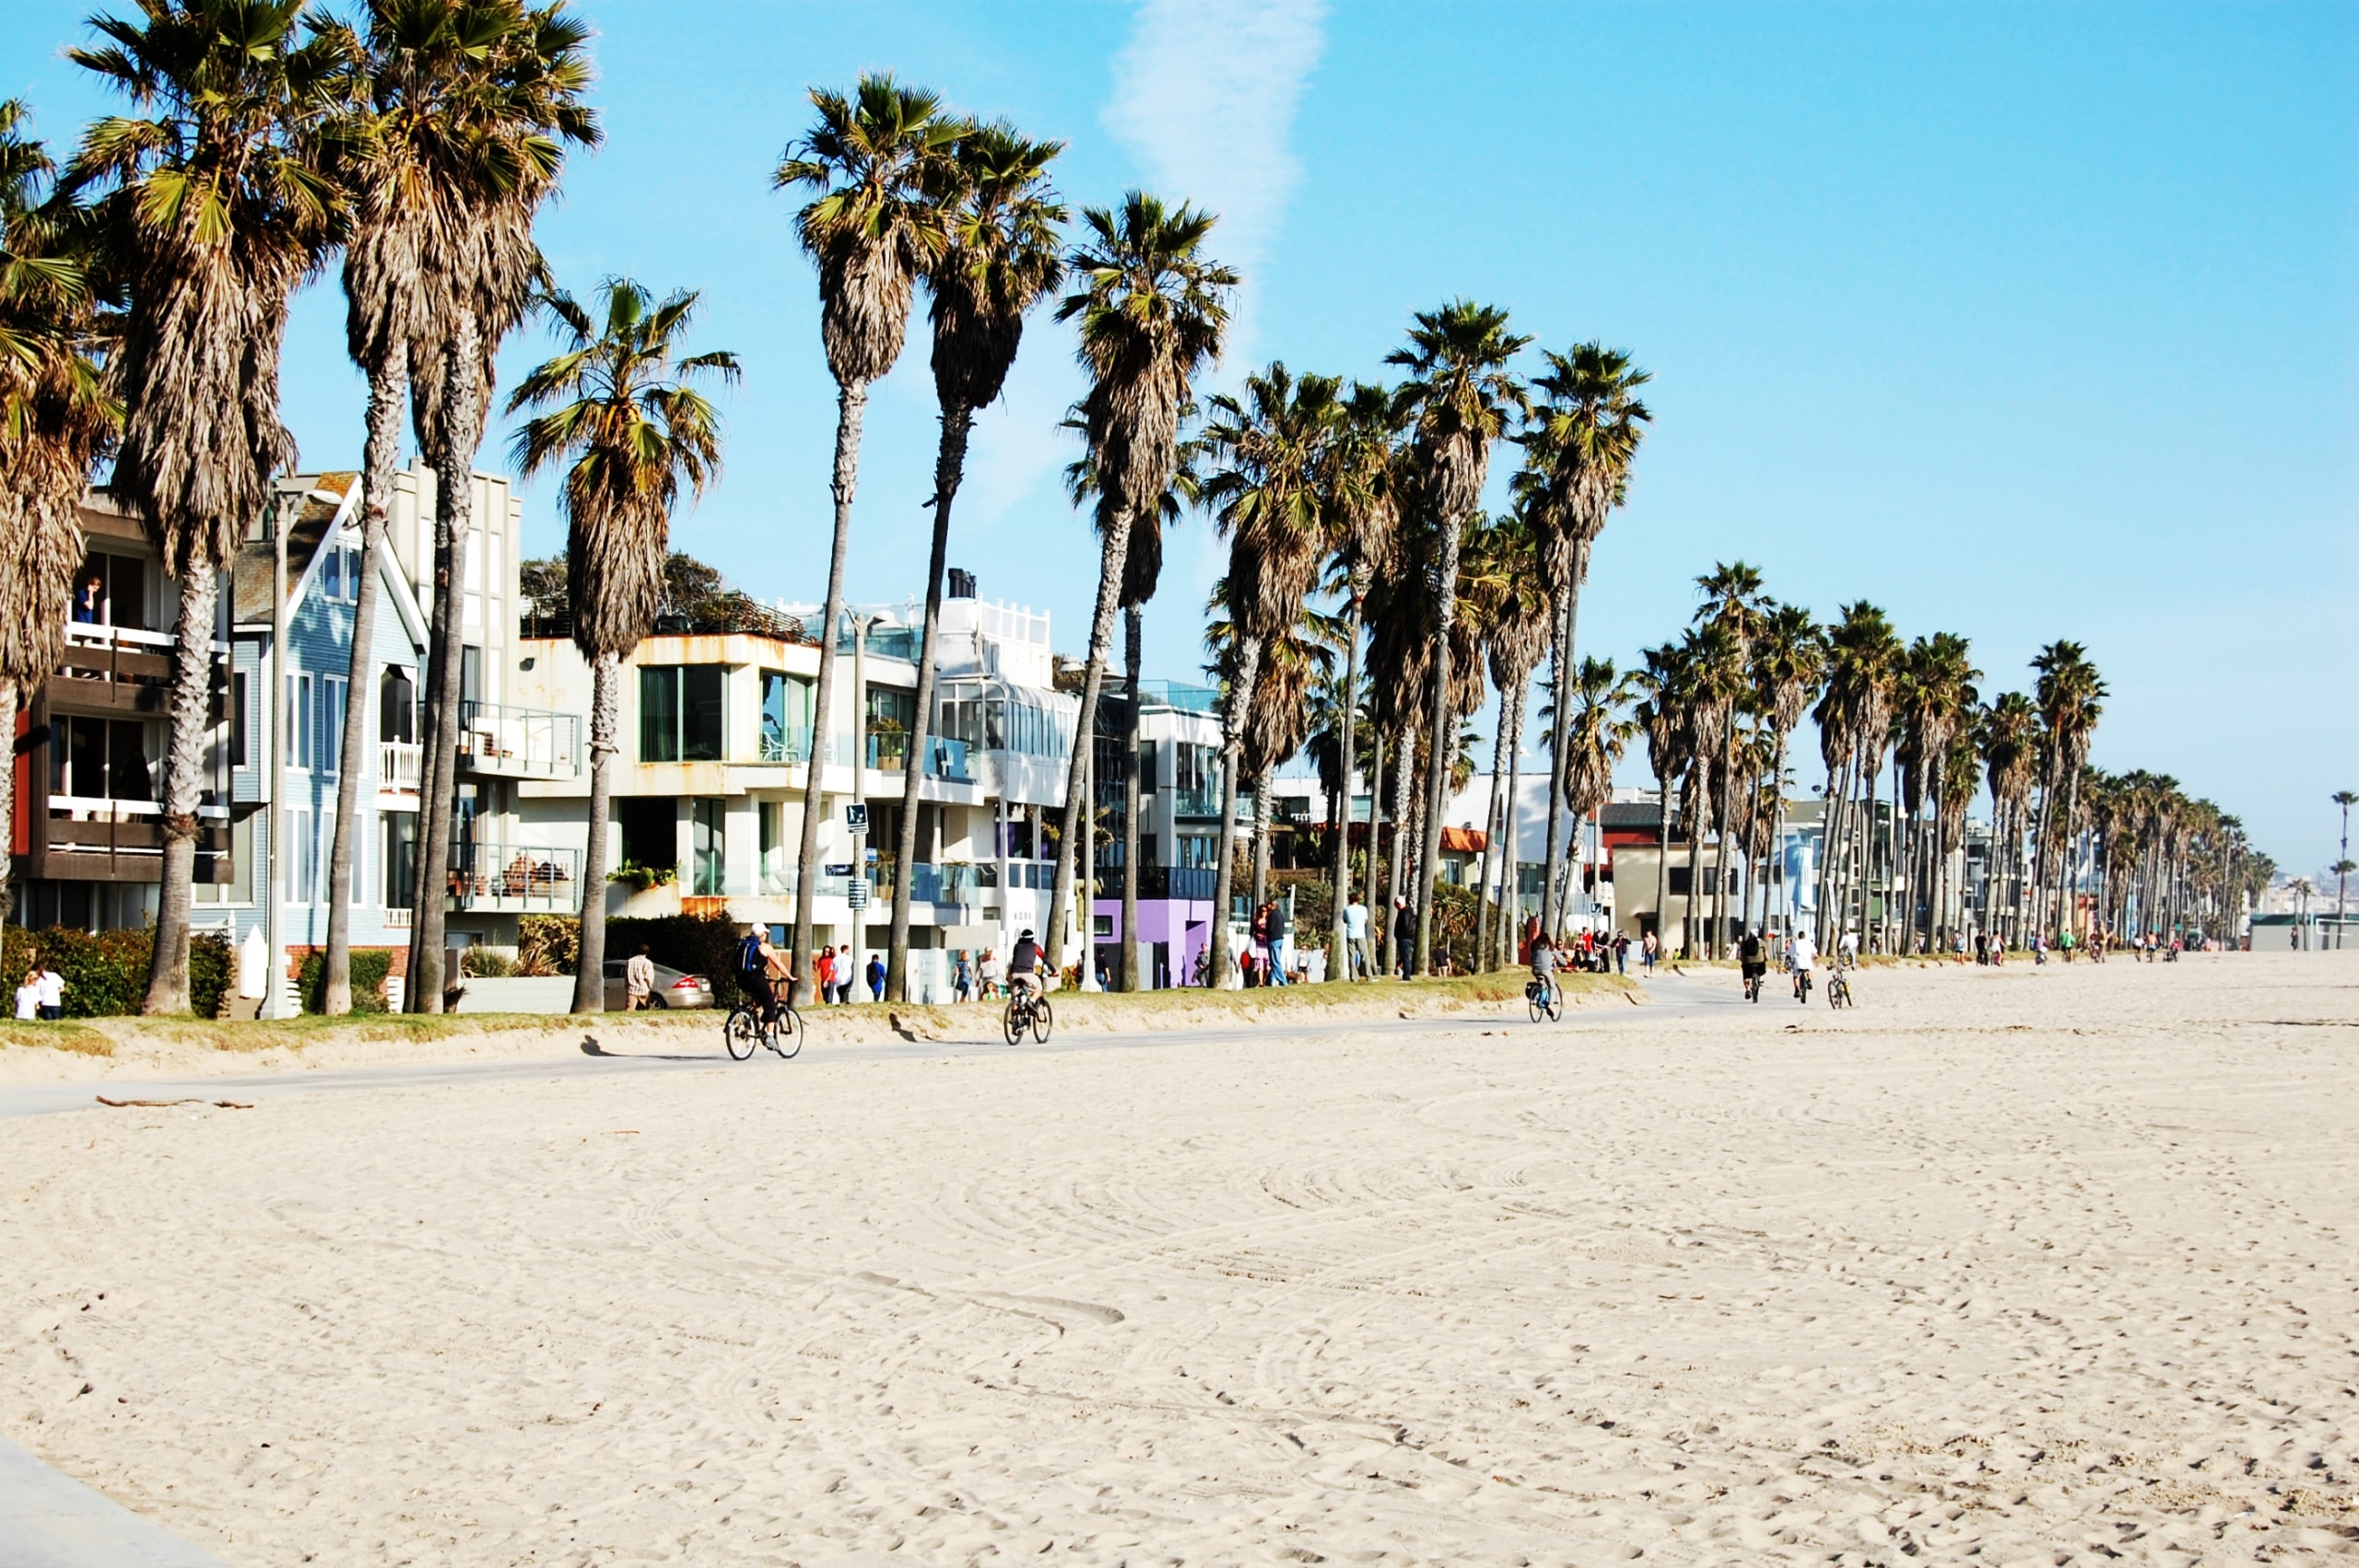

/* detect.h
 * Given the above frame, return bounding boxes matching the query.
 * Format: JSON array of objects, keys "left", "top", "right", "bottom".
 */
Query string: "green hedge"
[
  {"left": 0, "top": 926, "right": 231, "bottom": 1018},
  {"left": 604, "top": 913, "right": 745, "bottom": 1007},
  {"left": 296, "top": 948, "right": 393, "bottom": 1013}
]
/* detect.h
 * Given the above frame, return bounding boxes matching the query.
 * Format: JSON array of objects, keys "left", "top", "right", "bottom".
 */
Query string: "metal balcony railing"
[
  {"left": 456, "top": 700, "right": 582, "bottom": 778},
  {"left": 447, "top": 842, "right": 582, "bottom": 910}
]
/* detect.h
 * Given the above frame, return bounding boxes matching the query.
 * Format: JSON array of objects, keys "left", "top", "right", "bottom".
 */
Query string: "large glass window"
[
  {"left": 640, "top": 665, "right": 724, "bottom": 762},
  {"left": 53, "top": 717, "right": 155, "bottom": 803},
  {"left": 287, "top": 805, "right": 315, "bottom": 904},
  {"left": 380, "top": 666, "right": 415, "bottom": 743},
  {"left": 321, "top": 675, "right": 347, "bottom": 775},
  {"left": 759, "top": 671, "right": 812, "bottom": 761},
  {"left": 381, "top": 813, "right": 416, "bottom": 908},
  {"left": 690, "top": 799, "right": 725, "bottom": 895},
  {"left": 287, "top": 674, "right": 313, "bottom": 768},
  {"left": 617, "top": 797, "right": 675, "bottom": 873},
  {"left": 74, "top": 550, "right": 147, "bottom": 629}
]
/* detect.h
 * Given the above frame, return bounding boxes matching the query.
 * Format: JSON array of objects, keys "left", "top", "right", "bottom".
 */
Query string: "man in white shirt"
[
  {"left": 1786, "top": 929, "right": 1818, "bottom": 1000},
  {"left": 1837, "top": 928, "right": 1860, "bottom": 967},
  {"left": 1343, "top": 898, "right": 1371, "bottom": 980},
  {"left": 35, "top": 963, "right": 65, "bottom": 1022}
]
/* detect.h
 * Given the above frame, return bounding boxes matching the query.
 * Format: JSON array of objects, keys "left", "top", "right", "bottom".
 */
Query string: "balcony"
[
  {"left": 1131, "top": 864, "right": 1218, "bottom": 901},
  {"left": 379, "top": 741, "right": 421, "bottom": 792},
  {"left": 35, "top": 795, "right": 230, "bottom": 883},
  {"left": 863, "top": 732, "right": 973, "bottom": 783},
  {"left": 456, "top": 700, "right": 582, "bottom": 780},
  {"left": 53, "top": 623, "right": 178, "bottom": 712},
  {"left": 446, "top": 841, "right": 582, "bottom": 912}
]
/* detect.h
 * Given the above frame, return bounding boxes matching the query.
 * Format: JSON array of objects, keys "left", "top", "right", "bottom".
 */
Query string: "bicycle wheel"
[
  {"left": 723, "top": 1007, "right": 758, "bottom": 1061},
  {"left": 1030, "top": 994, "right": 1053, "bottom": 1044},
  {"left": 773, "top": 1007, "right": 804, "bottom": 1059},
  {"left": 1527, "top": 985, "right": 1544, "bottom": 1024},
  {"left": 1543, "top": 986, "right": 1561, "bottom": 1023},
  {"left": 1002, "top": 1000, "right": 1026, "bottom": 1046}
]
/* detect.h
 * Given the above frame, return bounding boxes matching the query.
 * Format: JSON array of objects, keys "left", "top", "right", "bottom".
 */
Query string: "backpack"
[{"left": 736, "top": 932, "right": 764, "bottom": 977}]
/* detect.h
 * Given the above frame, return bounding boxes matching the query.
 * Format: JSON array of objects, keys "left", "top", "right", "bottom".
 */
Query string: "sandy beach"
[{"left": 2, "top": 954, "right": 2353, "bottom": 1565}]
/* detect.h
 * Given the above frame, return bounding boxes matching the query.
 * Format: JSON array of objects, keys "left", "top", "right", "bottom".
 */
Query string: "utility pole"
[{"left": 262, "top": 490, "right": 290, "bottom": 1019}]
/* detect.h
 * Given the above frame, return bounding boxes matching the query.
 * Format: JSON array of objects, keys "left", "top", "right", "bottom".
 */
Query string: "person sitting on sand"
[{"left": 14, "top": 969, "right": 39, "bottom": 1021}]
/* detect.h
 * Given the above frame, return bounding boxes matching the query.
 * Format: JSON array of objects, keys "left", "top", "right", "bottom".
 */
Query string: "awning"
[{"left": 1438, "top": 826, "right": 1489, "bottom": 854}]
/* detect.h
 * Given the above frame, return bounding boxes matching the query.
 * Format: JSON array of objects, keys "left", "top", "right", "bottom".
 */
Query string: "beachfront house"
[{"left": 1086, "top": 679, "right": 1230, "bottom": 988}]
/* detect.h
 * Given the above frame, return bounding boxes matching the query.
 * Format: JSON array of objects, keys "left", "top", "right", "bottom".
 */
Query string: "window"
[
  {"left": 690, "top": 799, "right": 725, "bottom": 895},
  {"left": 194, "top": 811, "right": 254, "bottom": 907},
  {"left": 381, "top": 813, "right": 416, "bottom": 907},
  {"left": 53, "top": 717, "right": 155, "bottom": 803},
  {"left": 230, "top": 673, "right": 248, "bottom": 768},
  {"left": 759, "top": 671, "right": 811, "bottom": 761},
  {"left": 74, "top": 550, "right": 147, "bottom": 630},
  {"left": 759, "top": 800, "right": 789, "bottom": 893},
  {"left": 287, "top": 806, "right": 315, "bottom": 903},
  {"left": 318, "top": 543, "right": 361, "bottom": 604},
  {"left": 1177, "top": 830, "right": 1219, "bottom": 869},
  {"left": 640, "top": 665, "right": 723, "bottom": 762},
  {"left": 865, "top": 685, "right": 915, "bottom": 734},
  {"left": 287, "top": 674, "right": 313, "bottom": 768},
  {"left": 617, "top": 797, "right": 675, "bottom": 873},
  {"left": 320, "top": 675, "right": 347, "bottom": 775}
]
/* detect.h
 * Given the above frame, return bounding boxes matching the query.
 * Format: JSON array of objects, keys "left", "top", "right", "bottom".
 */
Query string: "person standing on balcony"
[
  {"left": 73, "top": 571, "right": 101, "bottom": 625},
  {"left": 624, "top": 944, "right": 654, "bottom": 1011}
]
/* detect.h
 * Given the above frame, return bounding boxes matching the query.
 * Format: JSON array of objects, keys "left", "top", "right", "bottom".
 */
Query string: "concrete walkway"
[{"left": 0, "top": 1433, "right": 230, "bottom": 1566}]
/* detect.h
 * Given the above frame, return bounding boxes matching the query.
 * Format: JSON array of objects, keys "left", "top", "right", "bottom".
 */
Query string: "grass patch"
[{"left": 0, "top": 1022, "right": 115, "bottom": 1056}]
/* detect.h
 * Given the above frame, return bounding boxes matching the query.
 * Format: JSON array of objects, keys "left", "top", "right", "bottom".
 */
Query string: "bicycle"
[
  {"left": 723, "top": 999, "right": 803, "bottom": 1060},
  {"left": 1003, "top": 983, "right": 1053, "bottom": 1045},
  {"left": 1525, "top": 976, "right": 1561, "bottom": 1023},
  {"left": 1792, "top": 967, "right": 1813, "bottom": 1004},
  {"left": 1825, "top": 967, "right": 1855, "bottom": 1010}
]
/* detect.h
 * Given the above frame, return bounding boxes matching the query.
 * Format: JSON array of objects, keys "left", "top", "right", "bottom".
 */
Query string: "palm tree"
[
  {"left": 775, "top": 74, "right": 960, "bottom": 1003},
  {"left": 1198, "top": 363, "right": 1336, "bottom": 986},
  {"left": 402, "top": 1, "right": 595, "bottom": 1009},
  {"left": 2332, "top": 790, "right": 2354, "bottom": 945},
  {"left": 1748, "top": 603, "right": 1823, "bottom": 938},
  {"left": 1692, "top": 561, "right": 1766, "bottom": 956},
  {"left": 68, "top": 0, "right": 357, "bottom": 1012},
  {"left": 1978, "top": 691, "right": 2039, "bottom": 944},
  {"left": 1561, "top": 654, "right": 1633, "bottom": 921},
  {"left": 1464, "top": 505, "right": 1548, "bottom": 968},
  {"left": 1514, "top": 344, "right": 1650, "bottom": 944},
  {"left": 883, "top": 122, "right": 1063, "bottom": 1000},
  {"left": 1316, "top": 380, "right": 1403, "bottom": 978},
  {"left": 1630, "top": 641, "right": 1687, "bottom": 949},
  {"left": 1893, "top": 632, "right": 1977, "bottom": 951},
  {"left": 1050, "top": 193, "right": 1234, "bottom": 977},
  {"left": 326, "top": 0, "right": 597, "bottom": 1013},
  {"left": 0, "top": 101, "right": 118, "bottom": 961},
  {"left": 507, "top": 280, "right": 736, "bottom": 1011},
  {"left": 1810, "top": 603, "right": 1900, "bottom": 951},
  {"left": 1676, "top": 621, "right": 1744, "bottom": 958},
  {"left": 2030, "top": 639, "right": 2105, "bottom": 942},
  {"left": 1387, "top": 301, "right": 1529, "bottom": 975}
]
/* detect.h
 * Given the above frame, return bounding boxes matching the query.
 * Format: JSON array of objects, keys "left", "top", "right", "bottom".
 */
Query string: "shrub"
[
  {"left": 462, "top": 949, "right": 514, "bottom": 977},
  {"left": 0, "top": 925, "right": 231, "bottom": 1018},
  {"left": 296, "top": 948, "right": 393, "bottom": 1013},
  {"left": 517, "top": 914, "right": 579, "bottom": 977}
]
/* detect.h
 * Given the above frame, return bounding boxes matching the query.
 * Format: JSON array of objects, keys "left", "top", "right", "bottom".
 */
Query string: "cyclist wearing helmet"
[{"left": 1008, "top": 928, "right": 1046, "bottom": 1001}]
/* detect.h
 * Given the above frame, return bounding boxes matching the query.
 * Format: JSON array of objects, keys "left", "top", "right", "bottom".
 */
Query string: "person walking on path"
[
  {"left": 954, "top": 951, "right": 974, "bottom": 1001},
  {"left": 1641, "top": 930, "right": 1659, "bottom": 974},
  {"left": 1392, "top": 897, "right": 1417, "bottom": 979},
  {"left": 1344, "top": 896, "right": 1371, "bottom": 979},
  {"left": 1613, "top": 931, "right": 1630, "bottom": 975},
  {"left": 624, "top": 944, "right": 655, "bottom": 1011},
  {"left": 866, "top": 952, "right": 886, "bottom": 1001}
]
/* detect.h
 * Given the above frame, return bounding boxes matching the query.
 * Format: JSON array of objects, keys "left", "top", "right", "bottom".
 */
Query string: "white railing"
[
  {"left": 63, "top": 622, "right": 175, "bottom": 651},
  {"left": 47, "top": 795, "right": 229, "bottom": 821},
  {"left": 456, "top": 700, "right": 583, "bottom": 778},
  {"left": 379, "top": 741, "right": 422, "bottom": 790}
]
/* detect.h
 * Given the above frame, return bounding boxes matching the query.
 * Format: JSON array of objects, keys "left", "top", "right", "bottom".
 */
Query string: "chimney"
[{"left": 946, "top": 568, "right": 977, "bottom": 600}]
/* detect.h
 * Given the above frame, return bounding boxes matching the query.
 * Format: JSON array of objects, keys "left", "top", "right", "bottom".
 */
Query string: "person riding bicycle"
[
  {"left": 1528, "top": 933, "right": 1556, "bottom": 996},
  {"left": 1786, "top": 928, "right": 1818, "bottom": 1000},
  {"left": 735, "top": 928, "right": 794, "bottom": 1027},
  {"left": 1739, "top": 928, "right": 1767, "bottom": 998},
  {"left": 1007, "top": 928, "right": 1046, "bottom": 1003}
]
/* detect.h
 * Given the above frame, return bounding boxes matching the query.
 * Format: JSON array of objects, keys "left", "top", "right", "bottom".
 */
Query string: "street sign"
[
  {"left": 846, "top": 879, "right": 869, "bottom": 911},
  {"left": 844, "top": 803, "right": 869, "bottom": 831},
  {"left": 824, "top": 862, "right": 854, "bottom": 876}
]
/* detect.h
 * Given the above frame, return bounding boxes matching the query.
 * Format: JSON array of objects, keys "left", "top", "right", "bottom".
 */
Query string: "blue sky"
[{"left": 8, "top": 1, "right": 2354, "bottom": 872}]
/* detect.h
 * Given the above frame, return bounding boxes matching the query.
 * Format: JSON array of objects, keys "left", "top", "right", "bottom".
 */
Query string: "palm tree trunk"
[
  {"left": 1382, "top": 730, "right": 1414, "bottom": 976},
  {"left": 1327, "top": 585, "right": 1364, "bottom": 982},
  {"left": 791, "top": 380, "right": 867, "bottom": 1006},
  {"left": 143, "top": 568, "right": 220, "bottom": 1013},
  {"left": 1654, "top": 778, "right": 1674, "bottom": 950},
  {"left": 571, "top": 650, "right": 619, "bottom": 1012},
  {"left": 1049, "top": 498, "right": 1134, "bottom": 982},
  {"left": 0, "top": 681, "right": 17, "bottom": 979},
  {"left": 1499, "top": 678, "right": 1526, "bottom": 968},
  {"left": 1207, "top": 631, "right": 1262, "bottom": 989},
  {"left": 1474, "top": 713, "right": 1508, "bottom": 972},
  {"left": 1250, "top": 767, "right": 1271, "bottom": 913},
  {"left": 323, "top": 356, "right": 405, "bottom": 1014},
  {"left": 1414, "top": 513, "right": 1468, "bottom": 976},
  {"left": 885, "top": 401, "right": 970, "bottom": 1001},
  {"left": 408, "top": 317, "right": 484, "bottom": 1012},
  {"left": 1539, "top": 568, "right": 1580, "bottom": 939},
  {"left": 1119, "top": 603, "right": 1144, "bottom": 990},
  {"left": 1710, "top": 732, "right": 1735, "bottom": 958}
]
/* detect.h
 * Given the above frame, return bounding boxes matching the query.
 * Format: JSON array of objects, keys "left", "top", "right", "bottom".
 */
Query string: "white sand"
[{"left": 2, "top": 954, "right": 2353, "bottom": 1565}]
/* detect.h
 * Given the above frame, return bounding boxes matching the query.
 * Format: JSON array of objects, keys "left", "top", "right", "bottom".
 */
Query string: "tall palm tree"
[
  {"left": 775, "top": 74, "right": 960, "bottom": 1003},
  {"left": 1748, "top": 603, "right": 1822, "bottom": 937},
  {"left": 68, "top": 0, "right": 357, "bottom": 1013},
  {"left": 1387, "top": 301, "right": 1529, "bottom": 976},
  {"left": 1893, "top": 631, "right": 1977, "bottom": 951},
  {"left": 1198, "top": 363, "right": 1335, "bottom": 986},
  {"left": 326, "top": 0, "right": 596, "bottom": 1013},
  {"left": 507, "top": 280, "right": 736, "bottom": 1012},
  {"left": 1676, "top": 620, "right": 1744, "bottom": 958},
  {"left": 1465, "top": 504, "right": 1548, "bottom": 968},
  {"left": 883, "top": 121, "right": 1063, "bottom": 1000},
  {"left": 1050, "top": 193, "right": 1233, "bottom": 976},
  {"left": 1316, "top": 380, "right": 1403, "bottom": 977},
  {"left": 1631, "top": 641, "right": 1687, "bottom": 948},
  {"left": 1692, "top": 561, "right": 1766, "bottom": 956},
  {"left": 2330, "top": 790, "right": 2353, "bottom": 942},
  {"left": 1978, "top": 691, "right": 2039, "bottom": 944},
  {"left": 1514, "top": 344, "right": 1649, "bottom": 942},
  {"left": 1561, "top": 653, "right": 1632, "bottom": 925},
  {"left": 404, "top": 0, "right": 595, "bottom": 1009},
  {"left": 2030, "top": 639, "right": 2104, "bottom": 942},
  {"left": 0, "top": 101, "right": 118, "bottom": 961},
  {"left": 1810, "top": 603, "right": 1900, "bottom": 950}
]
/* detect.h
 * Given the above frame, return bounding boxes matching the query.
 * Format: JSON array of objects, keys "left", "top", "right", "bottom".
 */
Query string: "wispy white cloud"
[{"left": 1103, "top": 0, "right": 1329, "bottom": 357}]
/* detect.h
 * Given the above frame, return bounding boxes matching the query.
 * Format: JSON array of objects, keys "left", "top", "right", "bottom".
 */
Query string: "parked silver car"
[{"left": 601, "top": 959, "right": 715, "bottom": 1010}]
